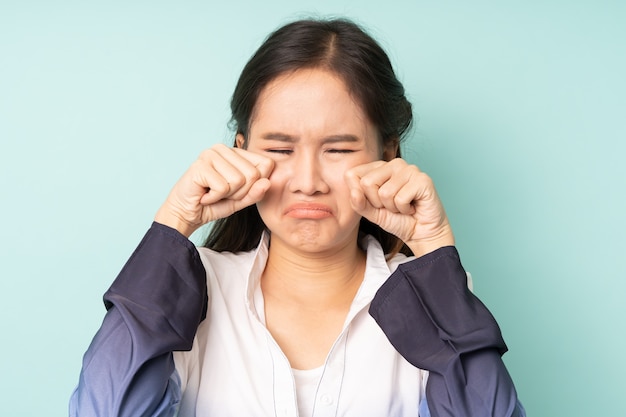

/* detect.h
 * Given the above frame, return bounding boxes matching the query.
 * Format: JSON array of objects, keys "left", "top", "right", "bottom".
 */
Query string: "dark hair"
[{"left": 204, "top": 18, "right": 413, "bottom": 256}]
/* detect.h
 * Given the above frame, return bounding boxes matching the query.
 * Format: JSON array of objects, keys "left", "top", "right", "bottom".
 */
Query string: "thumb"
[
  {"left": 345, "top": 170, "right": 379, "bottom": 223},
  {"left": 230, "top": 178, "right": 271, "bottom": 213}
]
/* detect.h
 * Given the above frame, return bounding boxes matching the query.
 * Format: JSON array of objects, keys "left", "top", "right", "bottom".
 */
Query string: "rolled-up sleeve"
[
  {"left": 69, "top": 222, "right": 207, "bottom": 417},
  {"left": 370, "top": 246, "right": 525, "bottom": 417}
]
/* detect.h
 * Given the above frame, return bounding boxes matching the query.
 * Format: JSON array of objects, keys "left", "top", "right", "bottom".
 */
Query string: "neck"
[{"left": 262, "top": 234, "right": 366, "bottom": 309}]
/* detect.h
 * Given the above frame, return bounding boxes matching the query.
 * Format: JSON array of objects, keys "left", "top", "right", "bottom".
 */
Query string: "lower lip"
[{"left": 285, "top": 208, "right": 333, "bottom": 219}]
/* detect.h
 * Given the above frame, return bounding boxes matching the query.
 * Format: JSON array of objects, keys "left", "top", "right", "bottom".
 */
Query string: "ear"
[
  {"left": 235, "top": 133, "right": 246, "bottom": 149},
  {"left": 382, "top": 138, "right": 399, "bottom": 161}
]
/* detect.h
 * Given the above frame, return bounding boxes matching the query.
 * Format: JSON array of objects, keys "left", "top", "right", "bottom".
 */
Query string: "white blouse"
[{"left": 173, "top": 232, "right": 428, "bottom": 416}]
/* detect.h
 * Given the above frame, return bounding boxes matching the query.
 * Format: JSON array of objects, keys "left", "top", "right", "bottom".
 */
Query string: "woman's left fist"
[{"left": 345, "top": 158, "right": 455, "bottom": 257}]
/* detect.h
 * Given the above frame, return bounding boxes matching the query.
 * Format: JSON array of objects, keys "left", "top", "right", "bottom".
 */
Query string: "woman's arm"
[
  {"left": 69, "top": 222, "right": 207, "bottom": 417},
  {"left": 71, "top": 145, "right": 274, "bottom": 416},
  {"left": 347, "top": 159, "right": 524, "bottom": 416},
  {"left": 369, "top": 246, "right": 525, "bottom": 417}
]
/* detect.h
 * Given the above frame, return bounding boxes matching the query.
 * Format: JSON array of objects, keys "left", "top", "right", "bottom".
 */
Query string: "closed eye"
[
  {"left": 327, "top": 149, "right": 355, "bottom": 154},
  {"left": 266, "top": 149, "right": 293, "bottom": 155}
]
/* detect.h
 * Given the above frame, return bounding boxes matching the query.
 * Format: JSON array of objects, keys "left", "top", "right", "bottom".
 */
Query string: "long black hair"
[{"left": 204, "top": 18, "right": 413, "bottom": 256}]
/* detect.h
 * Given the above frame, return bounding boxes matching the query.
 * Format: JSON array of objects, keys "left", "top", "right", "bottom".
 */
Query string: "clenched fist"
[
  {"left": 155, "top": 144, "right": 275, "bottom": 237},
  {"left": 345, "top": 158, "right": 454, "bottom": 257}
]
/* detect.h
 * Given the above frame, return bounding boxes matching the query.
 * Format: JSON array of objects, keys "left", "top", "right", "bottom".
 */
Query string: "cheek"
[{"left": 329, "top": 168, "right": 351, "bottom": 191}]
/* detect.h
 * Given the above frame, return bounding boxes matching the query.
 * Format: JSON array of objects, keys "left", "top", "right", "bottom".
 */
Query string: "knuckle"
[
  {"left": 360, "top": 176, "right": 377, "bottom": 188},
  {"left": 199, "top": 147, "right": 221, "bottom": 162},
  {"left": 212, "top": 143, "right": 229, "bottom": 152},
  {"left": 229, "top": 172, "right": 246, "bottom": 189},
  {"left": 259, "top": 158, "right": 275, "bottom": 175},
  {"left": 211, "top": 180, "right": 229, "bottom": 194},
  {"left": 406, "top": 164, "right": 421, "bottom": 176},
  {"left": 394, "top": 193, "right": 409, "bottom": 206},
  {"left": 419, "top": 172, "right": 434, "bottom": 186},
  {"left": 190, "top": 158, "right": 208, "bottom": 172},
  {"left": 378, "top": 186, "right": 395, "bottom": 200},
  {"left": 389, "top": 158, "right": 406, "bottom": 169},
  {"left": 247, "top": 169, "right": 261, "bottom": 183}
]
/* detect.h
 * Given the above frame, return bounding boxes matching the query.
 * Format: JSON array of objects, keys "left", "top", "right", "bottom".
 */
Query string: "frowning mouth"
[{"left": 284, "top": 203, "right": 333, "bottom": 219}]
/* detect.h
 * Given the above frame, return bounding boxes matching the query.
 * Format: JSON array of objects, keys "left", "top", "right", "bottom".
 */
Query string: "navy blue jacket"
[{"left": 70, "top": 222, "right": 525, "bottom": 416}]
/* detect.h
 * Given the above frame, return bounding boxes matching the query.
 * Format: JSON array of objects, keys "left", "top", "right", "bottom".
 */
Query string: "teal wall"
[{"left": 1, "top": 1, "right": 624, "bottom": 416}]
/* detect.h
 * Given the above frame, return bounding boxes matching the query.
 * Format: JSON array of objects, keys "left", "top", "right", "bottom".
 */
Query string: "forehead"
[{"left": 249, "top": 68, "right": 378, "bottom": 142}]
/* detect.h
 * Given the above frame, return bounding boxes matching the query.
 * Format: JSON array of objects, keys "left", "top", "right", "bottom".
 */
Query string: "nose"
[{"left": 287, "top": 152, "right": 330, "bottom": 195}]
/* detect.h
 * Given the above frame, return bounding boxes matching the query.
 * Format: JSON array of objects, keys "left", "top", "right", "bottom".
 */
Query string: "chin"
[
  {"left": 280, "top": 223, "right": 357, "bottom": 253},
  {"left": 287, "top": 223, "right": 327, "bottom": 247}
]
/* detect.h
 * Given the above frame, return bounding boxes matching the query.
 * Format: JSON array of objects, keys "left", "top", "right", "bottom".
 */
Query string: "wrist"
[
  {"left": 406, "top": 231, "right": 455, "bottom": 258},
  {"left": 154, "top": 207, "right": 198, "bottom": 238}
]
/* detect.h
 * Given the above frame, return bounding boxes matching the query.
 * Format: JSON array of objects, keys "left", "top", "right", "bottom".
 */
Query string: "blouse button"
[{"left": 320, "top": 394, "right": 333, "bottom": 406}]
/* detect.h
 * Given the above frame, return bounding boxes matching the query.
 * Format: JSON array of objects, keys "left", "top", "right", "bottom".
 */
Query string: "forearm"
[
  {"left": 70, "top": 307, "right": 182, "bottom": 416},
  {"left": 70, "top": 222, "right": 207, "bottom": 417},
  {"left": 424, "top": 349, "right": 524, "bottom": 417},
  {"left": 369, "top": 246, "right": 524, "bottom": 417}
]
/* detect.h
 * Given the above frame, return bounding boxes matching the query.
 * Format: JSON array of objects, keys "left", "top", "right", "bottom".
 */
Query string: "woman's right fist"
[{"left": 154, "top": 144, "right": 275, "bottom": 237}]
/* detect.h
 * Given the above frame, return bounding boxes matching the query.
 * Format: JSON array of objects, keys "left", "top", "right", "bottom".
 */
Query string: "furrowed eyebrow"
[
  {"left": 260, "top": 133, "right": 361, "bottom": 144},
  {"left": 261, "top": 133, "right": 296, "bottom": 142},
  {"left": 322, "top": 134, "right": 360, "bottom": 144}
]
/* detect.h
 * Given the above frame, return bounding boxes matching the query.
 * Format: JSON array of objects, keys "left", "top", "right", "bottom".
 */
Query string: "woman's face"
[{"left": 238, "top": 68, "right": 385, "bottom": 255}]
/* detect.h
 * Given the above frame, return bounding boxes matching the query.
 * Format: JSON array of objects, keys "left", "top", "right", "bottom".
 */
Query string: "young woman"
[{"left": 70, "top": 18, "right": 525, "bottom": 417}]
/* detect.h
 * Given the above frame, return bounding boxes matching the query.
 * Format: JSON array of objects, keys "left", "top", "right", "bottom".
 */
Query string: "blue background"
[{"left": 1, "top": 1, "right": 625, "bottom": 416}]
